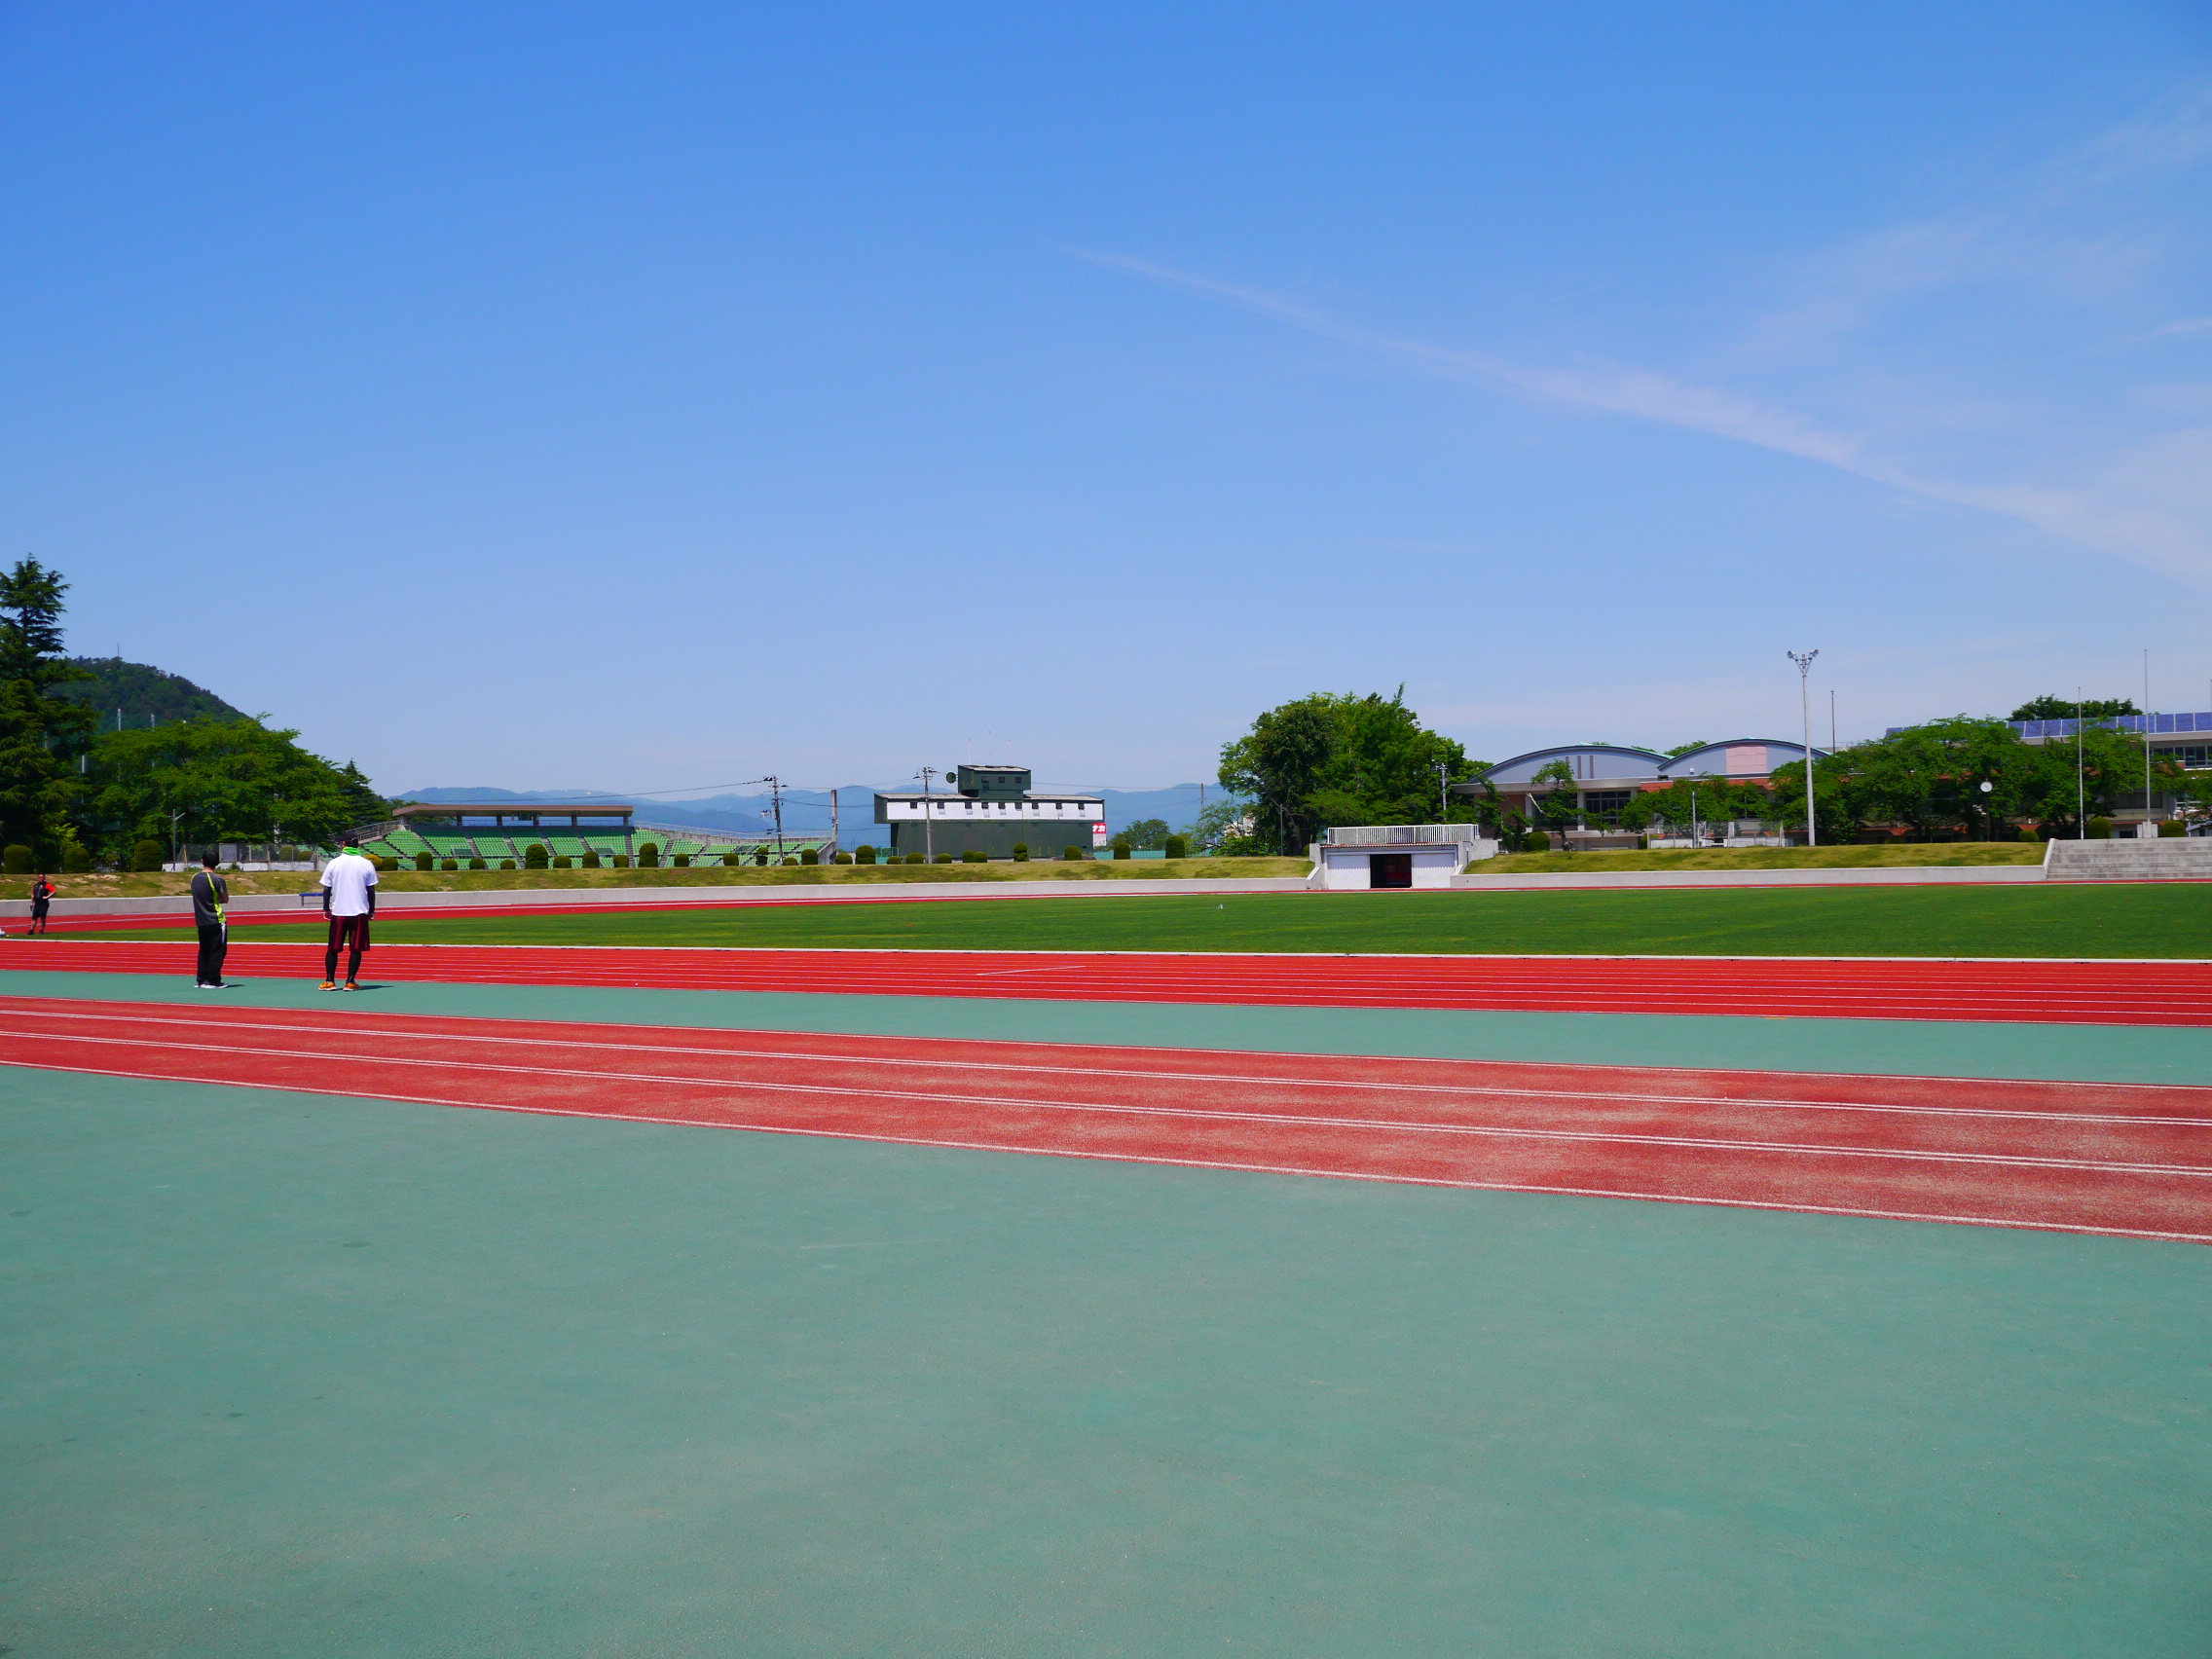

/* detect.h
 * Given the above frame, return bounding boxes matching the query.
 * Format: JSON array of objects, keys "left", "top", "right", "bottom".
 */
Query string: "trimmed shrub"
[
  {"left": 1111, "top": 837, "right": 1132, "bottom": 860},
  {"left": 582, "top": 850, "right": 602, "bottom": 868},
  {"left": 783, "top": 855, "right": 799, "bottom": 866},
  {"left": 855, "top": 845, "right": 877, "bottom": 865},
  {"left": 961, "top": 848, "right": 986, "bottom": 864},
  {"left": 499, "top": 857, "right": 516, "bottom": 869},
  {"left": 1161, "top": 834, "right": 1188, "bottom": 860},
  {"left": 131, "top": 839, "right": 165, "bottom": 872},
  {"left": 61, "top": 843, "right": 92, "bottom": 873},
  {"left": 375, "top": 854, "right": 400, "bottom": 871},
  {"left": 1061, "top": 846, "right": 1085, "bottom": 861},
  {"left": 468, "top": 855, "right": 488, "bottom": 869},
  {"left": 414, "top": 850, "right": 434, "bottom": 870},
  {"left": 674, "top": 853, "right": 690, "bottom": 867},
  {"left": 553, "top": 854, "right": 572, "bottom": 869},
  {"left": 934, "top": 852, "right": 953, "bottom": 865},
  {"left": 613, "top": 854, "right": 631, "bottom": 868},
  {"left": 1012, "top": 841, "right": 1029, "bottom": 862},
  {"left": 800, "top": 848, "right": 819, "bottom": 865},
  {"left": 754, "top": 851, "right": 769, "bottom": 866},
  {"left": 832, "top": 850, "right": 853, "bottom": 865},
  {"left": 2, "top": 844, "right": 32, "bottom": 874},
  {"left": 523, "top": 842, "right": 548, "bottom": 869},
  {"left": 720, "top": 850, "right": 739, "bottom": 866},
  {"left": 441, "top": 857, "right": 459, "bottom": 871},
  {"left": 2159, "top": 820, "right": 2187, "bottom": 837},
  {"left": 2086, "top": 816, "right": 2114, "bottom": 839},
  {"left": 638, "top": 842, "right": 661, "bottom": 868},
  {"left": 905, "top": 853, "right": 925, "bottom": 865}
]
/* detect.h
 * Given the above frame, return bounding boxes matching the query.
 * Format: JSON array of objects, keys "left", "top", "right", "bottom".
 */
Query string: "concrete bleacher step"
[{"left": 2045, "top": 839, "right": 2212, "bottom": 880}]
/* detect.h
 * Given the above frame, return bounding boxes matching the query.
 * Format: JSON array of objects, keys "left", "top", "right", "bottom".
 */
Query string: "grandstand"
[{"left": 356, "top": 801, "right": 834, "bottom": 866}]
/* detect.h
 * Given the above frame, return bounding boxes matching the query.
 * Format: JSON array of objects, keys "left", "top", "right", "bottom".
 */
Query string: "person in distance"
[
  {"left": 192, "top": 852, "right": 231, "bottom": 988},
  {"left": 318, "top": 836, "right": 379, "bottom": 992}
]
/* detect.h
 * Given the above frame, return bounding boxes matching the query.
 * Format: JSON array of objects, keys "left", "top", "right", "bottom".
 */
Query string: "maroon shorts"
[{"left": 327, "top": 914, "right": 371, "bottom": 953}]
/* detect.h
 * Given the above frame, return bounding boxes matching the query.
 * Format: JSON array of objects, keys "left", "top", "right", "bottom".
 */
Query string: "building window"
[
  {"left": 1581, "top": 791, "right": 1632, "bottom": 814},
  {"left": 2157, "top": 745, "right": 2212, "bottom": 769}
]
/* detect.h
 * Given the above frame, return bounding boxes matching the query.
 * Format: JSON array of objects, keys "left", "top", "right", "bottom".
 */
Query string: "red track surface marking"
[
  {"left": 5, "top": 995, "right": 2210, "bottom": 1242},
  {"left": 7, "top": 938, "right": 2212, "bottom": 1024}
]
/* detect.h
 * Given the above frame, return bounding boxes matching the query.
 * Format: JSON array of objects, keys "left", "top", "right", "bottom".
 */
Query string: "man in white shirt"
[{"left": 318, "top": 837, "right": 379, "bottom": 992}]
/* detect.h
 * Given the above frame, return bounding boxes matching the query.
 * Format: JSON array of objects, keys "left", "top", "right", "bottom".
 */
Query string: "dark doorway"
[{"left": 1369, "top": 853, "right": 1413, "bottom": 889}]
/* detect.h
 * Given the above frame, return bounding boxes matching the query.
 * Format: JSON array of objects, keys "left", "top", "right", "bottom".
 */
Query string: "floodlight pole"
[
  {"left": 1434, "top": 759, "right": 1451, "bottom": 823},
  {"left": 2076, "top": 687, "right": 2085, "bottom": 837},
  {"left": 2145, "top": 648, "right": 2154, "bottom": 831},
  {"left": 1788, "top": 650, "right": 1819, "bottom": 847},
  {"left": 918, "top": 767, "right": 937, "bottom": 862}
]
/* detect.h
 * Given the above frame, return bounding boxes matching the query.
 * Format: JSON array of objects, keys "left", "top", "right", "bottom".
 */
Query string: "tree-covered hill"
[{"left": 56, "top": 657, "right": 247, "bottom": 728}]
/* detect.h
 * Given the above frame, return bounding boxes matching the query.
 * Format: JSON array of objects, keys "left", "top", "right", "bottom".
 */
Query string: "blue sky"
[{"left": 5, "top": 4, "right": 2209, "bottom": 793}]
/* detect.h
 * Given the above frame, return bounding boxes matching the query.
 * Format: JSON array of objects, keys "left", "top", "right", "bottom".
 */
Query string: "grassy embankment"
[
  {"left": 0, "top": 856, "right": 1309, "bottom": 904},
  {"left": 1471, "top": 844, "right": 2046, "bottom": 875},
  {"left": 92, "top": 883, "right": 2212, "bottom": 960}
]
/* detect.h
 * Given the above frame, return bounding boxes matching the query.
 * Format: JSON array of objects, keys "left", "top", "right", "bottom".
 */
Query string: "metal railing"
[{"left": 1322, "top": 824, "right": 1482, "bottom": 847}]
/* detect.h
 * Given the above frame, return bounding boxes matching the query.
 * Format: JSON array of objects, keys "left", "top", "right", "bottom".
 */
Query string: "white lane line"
[
  {"left": 10, "top": 1030, "right": 2212, "bottom": 1179},
  {"left": 6, "top": 1057, "right": 2207, "bottom": 1246},
  {"left": 13, "top": 1008, "right": 2212, "bottom": 1129}
]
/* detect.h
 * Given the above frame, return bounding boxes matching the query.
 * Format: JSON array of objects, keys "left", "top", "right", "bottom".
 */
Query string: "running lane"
[
  {"left": 6, "top": 939, "right": 2212, "bottom": 1025},
  {"left": 5, "top": 997, "right": 2209, "bottom": 1241}
]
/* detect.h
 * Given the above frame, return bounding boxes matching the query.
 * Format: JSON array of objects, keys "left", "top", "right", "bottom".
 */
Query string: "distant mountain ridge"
[
  {"left": 58, "top": 657, "right": 247, "bottom": 727},
  {"left": 399, "top": 783, "right": 1215, "bottom": 839}
]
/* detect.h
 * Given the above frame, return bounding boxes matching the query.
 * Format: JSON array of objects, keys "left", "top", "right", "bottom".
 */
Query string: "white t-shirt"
[{"left": 320, "top": 851, "right": 380, "bottom": 917}]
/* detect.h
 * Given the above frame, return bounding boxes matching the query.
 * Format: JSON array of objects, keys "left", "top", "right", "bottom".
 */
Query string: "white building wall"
[
  {"left": 1410, "top": 848, "right": 1457, "bottom": 888},
  {"left": 1313, "top": 845, "right": 1469, "bottom": 890}
]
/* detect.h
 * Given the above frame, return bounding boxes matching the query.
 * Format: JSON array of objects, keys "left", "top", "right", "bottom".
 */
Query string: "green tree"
[
  {"left": 1764, "top": 752, "right": 1864, "bottom": 843},
  {"left": 2009, "top": 695, "right": 2139, "bottom": 721},
  {"left": 1189, "top": 793, "right": 1265, "bottom": 856},
  {"left": 2019, "top": 724, "right": 2178, "bottom": 835},
  {"left": 1528, "top": 759, "right": 1580, "bottom": 843},
  {"left": 1634, "top": 775, "right": 1769, "bottom": 839},
  {"left": 1219, "top": 688, "right": 1482, "bottom": 853},
  {"left": 0, "top": 559, "right": 95, "bottom": 859},
  {"left": 78, "top": 719, "right": 387, "bottom": 861},
  {"left": 1119, "top": 817, "right": 1171, "bottom": 851},
  {"left": 1812, "top": 716, "right": 2172, "bottom": 841}
]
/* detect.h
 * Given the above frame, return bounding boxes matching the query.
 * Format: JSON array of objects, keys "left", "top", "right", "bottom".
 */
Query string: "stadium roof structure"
[
  {"left": 1465, "top": 739, "right": 1827, "bottom": 794},
  {"left": 393, "top": 801, "right": 635, "bottom": 822}
]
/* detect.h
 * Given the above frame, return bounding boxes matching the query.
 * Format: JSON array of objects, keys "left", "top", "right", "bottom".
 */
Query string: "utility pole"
[
  {"left": 1829, "top": 689, "right": 1836, "bottom": 752},
  {"left": 1434, "top": 759, "right": 1451, "bottom": 823},
  {"left": 830, "top": 788, "right": 840, "bottom": 855},
  {"left": 766, "top": 775, "right": 785, "bottom": 858},
  {"left": 1788, "top": 650, "right": 1819, "bottom": 847},
  {"left": 918, "top": 767, "right": 938, "bottom": 862}
]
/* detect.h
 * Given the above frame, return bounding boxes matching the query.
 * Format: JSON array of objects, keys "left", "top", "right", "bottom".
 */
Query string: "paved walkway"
[{"left": 1454, "top": 865, "right": 2046, "bottom": 891}]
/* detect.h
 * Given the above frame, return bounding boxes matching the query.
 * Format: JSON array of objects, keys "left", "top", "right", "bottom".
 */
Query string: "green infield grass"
[{"left": 96, "top": 881, "right": 2212, "bottom": 957}]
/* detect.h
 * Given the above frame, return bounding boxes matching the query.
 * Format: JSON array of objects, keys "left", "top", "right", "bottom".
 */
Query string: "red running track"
[
  {"left": 7, "top": 937, "right": 2212, "bottom": 1024},
  {"left": 5, "top": 995, "right": 2210, "bottom": 1242}
]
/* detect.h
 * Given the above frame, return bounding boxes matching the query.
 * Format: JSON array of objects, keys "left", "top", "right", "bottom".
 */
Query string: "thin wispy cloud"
[{"left": 1078, "top": 90, "right": 2212, "bottom": 590}]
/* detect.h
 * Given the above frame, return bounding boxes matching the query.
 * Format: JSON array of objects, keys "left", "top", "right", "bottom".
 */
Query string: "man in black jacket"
[{"left": 191, "top": 852, "right": 231, "bottom": 988}]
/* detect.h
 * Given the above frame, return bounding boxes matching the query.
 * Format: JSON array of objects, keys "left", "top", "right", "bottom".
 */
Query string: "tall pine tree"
[{"left": 0, "top": 560, "right": 94, "bottom": 858}]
